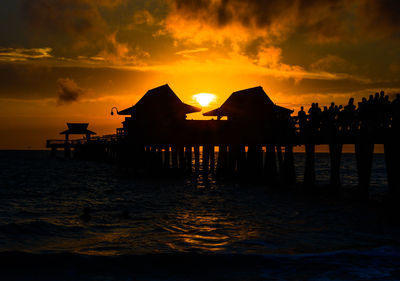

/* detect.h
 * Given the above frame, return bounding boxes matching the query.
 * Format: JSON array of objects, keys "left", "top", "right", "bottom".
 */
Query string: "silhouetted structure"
[
  {"left": 46, "top": 85, "right": 400, "bottom": 200},
  {"left": 204, "top": 86, "right": 294, "bottom": 182},
  {"left": 294, "top": 91, "right": 399, "bottom": 195},
  {"left": 116, "top": 84, "right": 201, "bottom": 142},
  {"left": 60, "top": 123, "right": 96, "bottom": 141},
  {"left": 47, "top": 123, "right": 96, "bottom": 158},
  {"left": 203, "top": 86, "right": 293, "bottom": 121}
]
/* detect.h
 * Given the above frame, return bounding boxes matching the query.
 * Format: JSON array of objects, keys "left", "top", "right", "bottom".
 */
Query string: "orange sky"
[{"left": 1, "top": 0, "right": 400, "bottom": 149}]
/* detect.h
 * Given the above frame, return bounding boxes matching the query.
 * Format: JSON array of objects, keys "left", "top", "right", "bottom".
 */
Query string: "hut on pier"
[
  {"left": 60, "top": 123, "right": 96, "bottom": 141},
  {"left": 116, "top": 84, "right": 201, "bottom": 142},
  {"left": 202, "top": 86, "right": 295, "bottom": 179},
  {"left": 204, "top": 86, "right": 293, "bottom": 121},
  {"left": 203, "top": 86, "right": 294, "bottom": 143}
]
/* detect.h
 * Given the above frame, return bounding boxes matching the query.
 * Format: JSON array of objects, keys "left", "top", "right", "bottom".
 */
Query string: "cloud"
[
  {"left": 139, "top": 49, "right": 364, "bottom": 83},
  {"left": 56, "top": 78, "right": 87, "bottom": 105},
  {"left": 20, "top": 0, "right": 154, "bottom": 67},
  {"left": 21, "top": 0, "right": 106, "bottom": 38},
  {"left": 176, "top": 48, "right": 209, "bottom": 55},
  {"left": 160, "top": 0, "right": 400, "bottom": 84},
  {"left": 133, "top": 10, "right": 156, "bottom": 25},
  {"left": 357, "top": 0, "right": 400, "bottom": 39},
  {"left": 0, "top": 48, "right": 52, "bottom": 62},
  {"left": 9, "top": 0, "right": 399, "bottom": 88},
  {"left": 310, "top": 55, "right": 357, "bottom": 73},
  {"left": 165, "top": 0, "right": 400, "bottom": 45},
  {"left": 175, "top": 48, "right": 209, "bottom": 58},
  {"left": 164, "top": 0, "right": 348, "bottom": 44},
  {"left": 94, "top": 33, "right": 150, "bottom": 65}
]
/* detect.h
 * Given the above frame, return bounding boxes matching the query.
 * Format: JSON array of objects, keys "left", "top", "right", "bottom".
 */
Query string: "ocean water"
[{"left": 0, "top": 150, "right": 399, "bottom": 280}]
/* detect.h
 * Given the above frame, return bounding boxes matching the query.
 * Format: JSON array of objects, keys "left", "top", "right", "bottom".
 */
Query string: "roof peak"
[
  {"left": 148, "top": 84, "right": 170, "bottom": 90},
  {"left": 117, "top": 84, "right": 201, "bottom": 116},
  {"left": 203, "top": 86, "right": 293, "bottom": 117},
  {"left": 61, "top": 123, "right": 96, "bottom": 135},
  {"left": 232, "top": 86, "right": 263, "bottom": 93}
]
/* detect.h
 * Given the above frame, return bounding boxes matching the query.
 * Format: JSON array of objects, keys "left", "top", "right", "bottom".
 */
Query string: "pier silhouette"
[{"left": 46, "top": 85, "right": 400, "bottom": 198}]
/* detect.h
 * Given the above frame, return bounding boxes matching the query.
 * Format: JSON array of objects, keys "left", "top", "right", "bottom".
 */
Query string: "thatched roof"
[
  {"left": 118, "top": 84, "right": 201, "bottom": 116},
  {"left": 60, "top": 123, "right": 96, "bottom": 135},
  {"left": 203, "top": 86, "right": 293, "bottom": 119}
]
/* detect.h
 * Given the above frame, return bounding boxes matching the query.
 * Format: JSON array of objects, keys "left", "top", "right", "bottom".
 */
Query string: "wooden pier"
[{"left": 47, "top": 85, "right": 400, "bottom": 198}]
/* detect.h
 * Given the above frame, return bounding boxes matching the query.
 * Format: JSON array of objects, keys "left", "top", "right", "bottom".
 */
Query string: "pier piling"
[
  {"left": 304, "top": 143, "right": 315, "bottom": 187},
  {"left": 384, "top": 141, "right": 399, "bottom": 197},
  {"left": 217, "top": 145, "right": 227, "bottom": 174},
  {"left": 203, "top": 145, "right": 210, "bottom": 172},
  {"left": 185, "top": 146, "right": 192, "bottom": 171},
  {"left": 276, "top": 146, "right": 283, "bottom": 175},
  {"left": 355, "top": 142, "right": 374, "bottom": 197},
  {"left": 194, "top": 145, "right": 200, "bottom": 171},
  {"left": 264, "top": 144, "right": 278, "bottom": 183},
  {"left": 329, "top": 143, "right": 343, "bottom": 187},
  {"left": 164, "top": 146, "right": 170, "bottom": 169},
  {"left": 178, "top": 146, "right": 185, "bottom": 170},
  {"left": 210, "top": 146, "right": 215, "bottom": 172},
  {"left": 171, "top": 146, "right": 178, "bottom": 169},
  {"left": 51, "top": 147, "right": 57, "bottom": 157},
  {"left": 282, "top": 144, "right": 296, "bottom": 185}
]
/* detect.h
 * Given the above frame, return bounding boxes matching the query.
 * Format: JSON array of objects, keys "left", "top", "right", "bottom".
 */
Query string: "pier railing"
[
  {"left": 46, "top": 139, "right": 85, "bottom": 148},
  {"left": 46, "top": 134, "right": 118, "bottom": 148}
]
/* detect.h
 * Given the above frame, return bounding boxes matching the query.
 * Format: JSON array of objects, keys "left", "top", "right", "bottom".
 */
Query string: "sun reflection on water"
[{"left": 163, "top": 211, "right": 236, "bottom": 252}]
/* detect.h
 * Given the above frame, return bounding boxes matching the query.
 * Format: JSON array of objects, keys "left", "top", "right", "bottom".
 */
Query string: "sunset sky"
[{"left": 1, "top": 0, "right": 400, "bottom": 149}]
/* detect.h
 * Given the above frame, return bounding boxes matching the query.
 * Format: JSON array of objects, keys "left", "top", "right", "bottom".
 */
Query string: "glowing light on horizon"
[{"left": 193, "top": 93, "right": 216, "bottom": 107}]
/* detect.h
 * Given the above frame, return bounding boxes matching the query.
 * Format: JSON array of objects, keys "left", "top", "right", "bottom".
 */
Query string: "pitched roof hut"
[
  {"left": 203, "top": 86, "right": 293, "bottom": 121},
  {"left": 60, "top": 123, "right": 96, "bottom": 140},
  {"left": 117, "top": 84, "right": 201, "bottom": 121}
]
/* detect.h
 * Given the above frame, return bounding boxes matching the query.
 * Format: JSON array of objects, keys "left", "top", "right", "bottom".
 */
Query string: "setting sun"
[{"left": 193, "top": 93, "right": 216, "bottom": 107}]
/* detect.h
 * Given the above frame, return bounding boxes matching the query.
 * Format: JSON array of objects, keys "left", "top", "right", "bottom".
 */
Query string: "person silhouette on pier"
[
  {"left": 357, "top": 97, "right": 369, "bottom": 131},
  {"left": 391, "top": 94, "right": 400, "bottom": 130},
  {"left": 343, "top": 98, "right": 356, "bottom": 132},
  {"left": 298, "top": 106, "right": 307, "bottom": 133},
  {"left": 379, "top": 91, "right": 386, "bottom": 105},
  {"left": 308, "top": 103, "right": 321, "bottom": 133},
  {"left": 368, "top": 95, "right": 374, "bottom": 104},
  {"left": 374, "top": 92, "right": 380, "bottom": 104},
  {"left": 378, "top": 92, "right": 391, "bottom": 129},
  {"left": 320, "top": 106, "right": 331, "bottom": 135}
]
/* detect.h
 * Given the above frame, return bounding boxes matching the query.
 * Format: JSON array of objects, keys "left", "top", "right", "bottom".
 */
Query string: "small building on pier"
[
  {"left": 46, "top": 123, "right": 96, "bottom": 158},
  {"left": 117, "top": 84, "right": 200, "bottom": 120},
  {"left": 60, "top": 123, "right": 96, "bottom": 141},
  {"left": 203, "top": 86, "right": 293, "bottom": 121},
  {"left": 116, "top": 84, "right": 201, "bottom": 142},
  {"left": 203, "top": 86, "right": 294, "bottom": 143}
]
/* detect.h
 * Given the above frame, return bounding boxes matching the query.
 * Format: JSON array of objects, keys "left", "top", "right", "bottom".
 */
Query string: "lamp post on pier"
[{"left": 111, "top": 107, "right": 119, "bottom": 116}]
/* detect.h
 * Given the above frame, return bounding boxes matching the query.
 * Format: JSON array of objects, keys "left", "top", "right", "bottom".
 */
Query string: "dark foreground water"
[{"left": 0, "top": 150, "right": 399, "bottom": 280}]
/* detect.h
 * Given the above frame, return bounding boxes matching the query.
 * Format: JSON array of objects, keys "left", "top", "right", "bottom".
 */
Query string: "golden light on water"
[{"left": 193, "top": 93, "right": 216, "bottom": 107}]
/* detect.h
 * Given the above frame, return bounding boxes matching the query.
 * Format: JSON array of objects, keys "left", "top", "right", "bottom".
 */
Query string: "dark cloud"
[
  {"left": 168, "top": 0, "right": 400, "bottom": 42},
  {"left": 358, "top": 0, "right": 400, "bottom": 38},
  {"left": 56, "top": 78, "right": 87, "bottom": 105},
  {"left": 310, "top": 55, "right": 357, "bottom": 73},
  {"left": 18, "top": 0, "right": 161, "bottom": 64},
  {"left": 20, "top": 0, "right": 106, "bottom": 37},
  {"left": 169, "top": 0, "right": 347, "bottom": 41},
  {"left": 0, "top": 63, "right": 156, "bottom": 100}
]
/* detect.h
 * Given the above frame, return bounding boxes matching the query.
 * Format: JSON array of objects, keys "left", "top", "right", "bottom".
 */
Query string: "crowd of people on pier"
[{"left": 296, "top": 91, "right": 400, "bottom": 135}]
